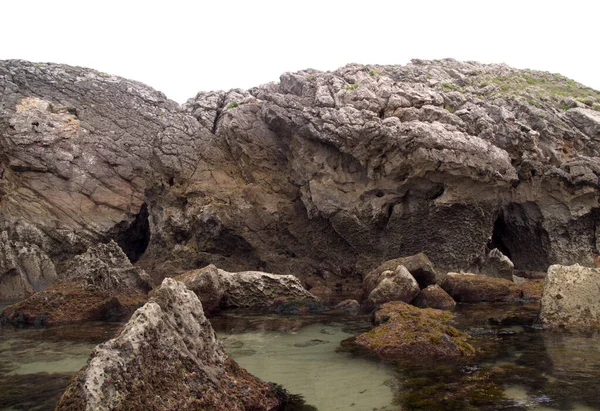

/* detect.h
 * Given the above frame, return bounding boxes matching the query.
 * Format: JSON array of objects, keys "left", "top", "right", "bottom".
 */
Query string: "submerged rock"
[
  {"left": 441, "top": 272, "right": 523, "bottom": 303},
  {"left": 412, "top": 284, "right": 456, "bottom": 310},
  {"left": 0, "top": 242, "right": 152, "bottom": 325},
  {"left": 55, "top": 278, "right": 284, "bottom": 410},
  {"left": 349, "top": 301, "right": 474, "bottom": 363},
  {"left": 175, "top": 264, "right": 318, "bottom": 312},
  {"left": 540, "top": 264, "right": 600, "bottom": 328}
]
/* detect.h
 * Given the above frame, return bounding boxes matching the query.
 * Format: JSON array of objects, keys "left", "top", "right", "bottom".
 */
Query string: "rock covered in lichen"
[
  {"left": 349, "top": 301, "right": 474, "bottom": 363},
  {"left": 540, "top": 264, "right": 600, "bottom": 328},
  {"left": 55, "top": 278, "right": 284, "bottom": 410}
]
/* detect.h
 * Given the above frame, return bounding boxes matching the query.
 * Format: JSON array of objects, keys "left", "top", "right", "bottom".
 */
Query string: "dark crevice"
[
  {"left": 114, "top": 203, "right": 151, "bottom": 263},
  {"left": 489, "top": 202, "right": 550, "bottom": 271}
]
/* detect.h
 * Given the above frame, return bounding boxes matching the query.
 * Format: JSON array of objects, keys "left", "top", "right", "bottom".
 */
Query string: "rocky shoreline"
[{"left": 2, "top": 58, "right": 600, "bottom": 409}]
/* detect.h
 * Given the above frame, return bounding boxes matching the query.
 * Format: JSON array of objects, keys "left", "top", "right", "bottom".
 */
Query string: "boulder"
[
  {"left": 348, "top": 301, "right": 474, "bottom": 363},
  {"left": 175, "top": 264, "right": 318, "bottom": 312},
  {"left": 412, "top": 284, "right": 456, "bottom": 310},
  {"left": 440, "top": 272, "right": 522, "bottom": 303},
  {"left": 364, "top": 253, "right": 438, "bottom": 290},
  {"left": 540, "top": 264, "right": 600, "bottom": 328},
  {"left": 0, "top": 242, "right": 152, "bottom": 325},
  {"left": 364, "top": 265, "right": 420, "bottom": 306},
  {"left": 55, "top": 278, "right": 284, "bottom": 410},
  {"left": 479, "top": 248, "right": 514, "bottom": 280},
  {"left": 0, "top": 231, "right": 57, "bottom": 300}
]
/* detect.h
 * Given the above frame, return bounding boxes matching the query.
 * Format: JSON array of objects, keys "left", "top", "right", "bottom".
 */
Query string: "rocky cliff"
[{"left": 2, "top": 59, "right": 600, "bottom": 299}]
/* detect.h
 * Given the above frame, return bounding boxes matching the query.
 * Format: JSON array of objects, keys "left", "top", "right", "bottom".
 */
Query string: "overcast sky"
[{"left": 1, "top": 1, "right": 598, "bottom": 103}]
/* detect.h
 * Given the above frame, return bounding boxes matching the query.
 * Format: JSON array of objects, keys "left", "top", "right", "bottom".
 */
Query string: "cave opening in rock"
[
  {"left": 488, "top": 202, "right": 550, "bottom": 272},
  {"left": 115, "top": 203, "right": 150, "bottom": 263}
]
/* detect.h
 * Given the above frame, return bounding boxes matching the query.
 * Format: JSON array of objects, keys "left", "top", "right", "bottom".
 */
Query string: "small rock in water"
[{"left": 294, "top": 339, "right": 330, "bottom": 348}]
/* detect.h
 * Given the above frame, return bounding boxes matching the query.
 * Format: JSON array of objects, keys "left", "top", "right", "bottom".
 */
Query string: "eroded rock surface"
[
  {"left": 1, "top": 242, "right": 151, "bottom": 324},
  {"left": 540, "top": 264, "right": 600, "bottom": 328},
  {"left": 175, "top": 263, "right": 317, "bottom": 313},
  {"left": 56, "top": 278, "right": 283, "bottom": 410},
  {"left": 3, "top": 59, "right": 600, "bottom": 295}
]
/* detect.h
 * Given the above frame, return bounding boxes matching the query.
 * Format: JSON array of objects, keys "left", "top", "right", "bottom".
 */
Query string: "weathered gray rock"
[
  {"left": 412, "top": 284, "right": 456, "bottom": 310},
  {"left": 479, "top": 248, "right": 515, "bottom": 280},
  {"left": 364, "top": 265, "right": 420, "bottom": 306},
  {"left": 3, "top": 59, "right": 600, "bottom": 296},
  {"left": 0, "top": 230, "right": 56, "bottom": 300},
  {"left": 63, "top": 241, "right": 154, "bottom": 292},
  {"left": 55, "top": 278, "right": 283, "bottom": 410},
  {"left": 540, "top": 264, "right": 600, "bottom": 328},
  {"left": 175, "top": 264, "right": 317, "bottom": 311}
]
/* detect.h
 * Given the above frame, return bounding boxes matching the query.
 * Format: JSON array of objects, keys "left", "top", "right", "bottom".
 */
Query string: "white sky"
[{"left": 1, "top": 0, "right": 598, "bottom": 103}]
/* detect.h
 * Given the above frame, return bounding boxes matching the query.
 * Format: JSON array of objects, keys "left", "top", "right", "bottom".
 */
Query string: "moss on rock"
[{"left": 351, "top": 301, "right": 475, "bottom": 363}]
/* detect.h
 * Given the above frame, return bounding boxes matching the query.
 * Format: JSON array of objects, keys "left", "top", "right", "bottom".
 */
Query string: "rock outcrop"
[
  {"left": 3, "top": 59, "right": 600, "bottom": 297},
  {"left": 174, "top": 264, "right": 317, "bottom": 313},
  {"left": 1, "top": 242, "right": 151, "bottom": 324},
  {"left": 347, "top": 301, "right": 474, "bottom": 363},
  {"left": 56, "top": 278, "right": 284, "bottom": 410},
  {"left": 540, "top": 264, "right": 600, "bottom": 328}
]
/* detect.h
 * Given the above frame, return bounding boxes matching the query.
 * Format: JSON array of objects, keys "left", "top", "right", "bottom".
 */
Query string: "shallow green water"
[
  {"left": 0, "top": 322, "right": 123, "bottom": 410},
  {"left": 216, "top": 318, "right": 398, "bottom": 410},
  {"left": 1, "top": 304, "right": 600, "bottom": 410}
]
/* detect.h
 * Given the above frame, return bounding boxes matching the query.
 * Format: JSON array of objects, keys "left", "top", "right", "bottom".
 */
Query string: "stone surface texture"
[
  {"left": 55, "top": 278, "right": 282, "bottom": 410},
  {"left": 174, "top": 263, "right": 317, "bottom": 313},
  {"left": 3, "top": 59, "right": 600, "bottom": 297},
  {"left": 540, "top": 264, "right": 600, "bottom": 328}
]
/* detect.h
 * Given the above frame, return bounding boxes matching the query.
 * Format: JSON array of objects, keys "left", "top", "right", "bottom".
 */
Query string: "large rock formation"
[
  {"left": 56, "top": 278, "right": 284, "bottom": 410},
  {"left": 540, "top": 264, "right": 600, "bottom": 328},
  {"left": 3, "top": 59, "right": 600, "bottom": 297}
]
